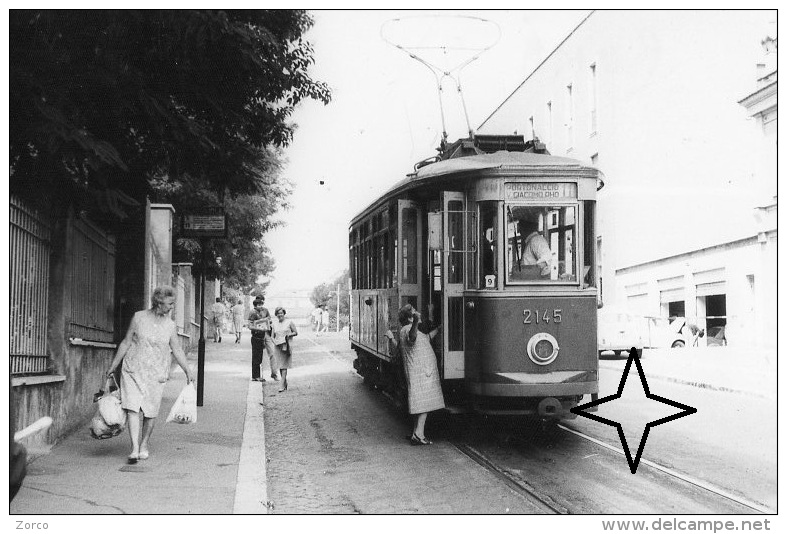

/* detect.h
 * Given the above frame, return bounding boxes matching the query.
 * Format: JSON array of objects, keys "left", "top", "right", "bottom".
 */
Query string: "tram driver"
[{"left": 516, "top": 217, "right": 552, "bottom": 279}]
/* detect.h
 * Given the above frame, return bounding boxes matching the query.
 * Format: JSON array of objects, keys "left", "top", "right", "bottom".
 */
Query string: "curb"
[
  {"left": 598, "top": 362, "right": 774, "bottom": 401},
  {"left": 232, "top": 380, "right": 269, "bottom": 514}
]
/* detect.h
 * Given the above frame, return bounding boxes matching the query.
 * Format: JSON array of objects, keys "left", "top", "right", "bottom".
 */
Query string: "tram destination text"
[{"left": 505, "top": 182, "right": 577, "bottom": 201}]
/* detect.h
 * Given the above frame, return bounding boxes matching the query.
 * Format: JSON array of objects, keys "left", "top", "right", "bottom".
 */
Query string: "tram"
[{"left": 349, "top": 134, "right": 603, "bottom": 419}]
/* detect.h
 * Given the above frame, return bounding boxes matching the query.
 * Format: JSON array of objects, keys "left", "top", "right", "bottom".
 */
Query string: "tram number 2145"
[{"left": 523, "top": 309, "right": 562, "bottom": 324}]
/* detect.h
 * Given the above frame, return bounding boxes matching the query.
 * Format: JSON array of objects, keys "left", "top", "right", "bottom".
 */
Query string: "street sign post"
[{"left": 181, "top": 208, "right": 227, "bottom": 407}]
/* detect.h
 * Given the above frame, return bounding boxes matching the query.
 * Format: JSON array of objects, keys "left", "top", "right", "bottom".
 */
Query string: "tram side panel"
[
  {"left": 350, "top": 289, "right": 360, "bottom": 343},
  {"left": 351, "top": 289, "right": 401, "bottom": 357}
]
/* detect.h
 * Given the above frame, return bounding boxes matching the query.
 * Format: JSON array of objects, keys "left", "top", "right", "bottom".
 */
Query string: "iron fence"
[
  {"left": 68, "top": 217, "right": 115, "bottom": 342},
  {"left": 10, "top": 195, "right": 51, "bottom": 374}
]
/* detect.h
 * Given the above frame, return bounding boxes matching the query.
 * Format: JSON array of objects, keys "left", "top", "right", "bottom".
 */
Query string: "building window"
[
  {"left": 546, "top": 101, "right": 553, "bottom": 149},
  {"left": 589, "top": 63, "right": 597, "bottom": 135},
  {"left": 566, "top": 84, "right": 574, "bottom": 152}
]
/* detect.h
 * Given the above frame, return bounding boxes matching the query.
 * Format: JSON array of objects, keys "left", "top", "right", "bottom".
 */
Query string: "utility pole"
[
  {"left": 197, "top": 239, "right": 206, "bottom": 406},
  {"left": 181, "top": 208, "right": 227, "bottom": 407},
  {"left": 336, "top": 283, "right": 341, "bottom": 332}
]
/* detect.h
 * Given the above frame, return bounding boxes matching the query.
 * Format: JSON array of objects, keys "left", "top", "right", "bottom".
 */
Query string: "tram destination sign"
[
  {"left": 505, "top": 182, "right": 577, "bottom": 201},
  {"left": 181, "top": 208, "right": 228, "bottom": 238}
]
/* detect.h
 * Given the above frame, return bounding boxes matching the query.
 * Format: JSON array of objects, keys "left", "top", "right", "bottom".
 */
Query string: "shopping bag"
[
  {"left": 97, "top": 376, "right": 125, "bottom": 426},
  {"left": 90, "top": 407, "right": 126, "bottom": 439},
  {"left": 166, "top": 383, "right": 197, "bottom": 424}
]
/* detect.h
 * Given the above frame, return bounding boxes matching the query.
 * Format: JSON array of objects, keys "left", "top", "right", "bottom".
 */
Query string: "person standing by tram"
[{"left": 391, "top": 304, "right": 445, "bottom": 445}]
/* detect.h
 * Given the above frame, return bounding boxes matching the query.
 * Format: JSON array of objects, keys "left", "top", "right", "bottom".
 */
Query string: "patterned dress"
[
  {"left": 231, "top": 303, "right": 245, "bottom": 332},
  {"left": 399, "top": 323, "right": 445, "bottom": 415},
  {"left": 120, "top": 310, "right": 175, "bottom": 417},
  {"left": 271, "top": 318, "right": 297, "bottom": 370}
]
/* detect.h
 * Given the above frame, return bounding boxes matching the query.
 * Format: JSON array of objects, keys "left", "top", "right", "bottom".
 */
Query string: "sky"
[{"left": 263, "top": 9, "right": 591, "bottom": 294}]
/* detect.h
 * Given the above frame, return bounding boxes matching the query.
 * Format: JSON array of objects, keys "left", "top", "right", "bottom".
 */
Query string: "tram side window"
[
  {"left": 389, "top": 205, "right": 397, "bottom": 287},
  {"left": 583, "top": 201, "right": 596, "bottom": 287},
  {"left": 447, "top": 200, "right": 464, "bottom": 285},
  {"left": 349, "top": 229, "right": 358, "bottom": 289},
  {"left": 506, "top": 205, "right": 577, "bottom": 283},
  {"left": 466, "top": 207, "right": 478, "bottom": 290},
  {"left": 479, "top": 202, "right": 498, "bottom": 289},
  {"left": 402, "top": 207, "right": 418, "bottom": 284}
]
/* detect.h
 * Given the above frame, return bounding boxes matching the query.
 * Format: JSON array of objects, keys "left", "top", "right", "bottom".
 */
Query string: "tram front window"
[{"left": 506, "top": 205, "right": 577, "bottom": 283}]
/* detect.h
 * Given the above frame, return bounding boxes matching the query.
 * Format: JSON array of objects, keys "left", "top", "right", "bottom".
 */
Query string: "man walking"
[{"left": 247, "top": 296, "right": 277, "bottom": 381}]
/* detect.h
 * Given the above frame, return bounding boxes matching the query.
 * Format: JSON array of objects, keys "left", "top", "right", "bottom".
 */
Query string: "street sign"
[{"left": 181, "top": 208, "right": 228, "bottom": 238}]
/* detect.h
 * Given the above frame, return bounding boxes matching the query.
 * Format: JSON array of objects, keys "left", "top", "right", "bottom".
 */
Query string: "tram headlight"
[{"left": 527, "top": 333, "right": 559, "bottom": 365}]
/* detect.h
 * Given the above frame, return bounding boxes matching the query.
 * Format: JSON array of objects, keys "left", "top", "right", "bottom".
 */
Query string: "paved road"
[
  {"left": 290, "top": 332, "right": 775, "bottom": 514},
  {"left": 263, "top": 332, "right": 548, "bottom": 513}
]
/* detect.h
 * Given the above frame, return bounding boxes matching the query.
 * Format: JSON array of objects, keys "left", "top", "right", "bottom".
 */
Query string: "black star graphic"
[{"left": 570, "top": 347, "right": 697, "bottom": 474}]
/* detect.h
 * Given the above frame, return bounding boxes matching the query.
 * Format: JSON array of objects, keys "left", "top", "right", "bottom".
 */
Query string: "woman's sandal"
[
  {"left": 127, "top": 453, "right": 139, "bottom": 464},
  {"left": 138, "top": 450, "right": 149, "bottom": 460},
  {"left": 409, "top": 434, "right": 433, "bottom": 446}
]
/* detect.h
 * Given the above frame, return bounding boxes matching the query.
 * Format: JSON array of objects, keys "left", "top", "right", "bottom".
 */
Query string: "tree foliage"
[
  {"left": 310, "top": 269, "right": 350, "bottom": 328},
  {"left": 9, "top": 9, "right": 331, "bottom": 287},
  {"left": 10, "top": 10, "right": 330, "bottom": 199}
]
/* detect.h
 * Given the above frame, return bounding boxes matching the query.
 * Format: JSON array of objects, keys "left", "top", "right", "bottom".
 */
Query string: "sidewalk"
[
  {"left": 10, "top": 336, "right": 265, "bottom": 515},
  {"left": 599, "top": 346, "right": 777, "bottom": 400}
]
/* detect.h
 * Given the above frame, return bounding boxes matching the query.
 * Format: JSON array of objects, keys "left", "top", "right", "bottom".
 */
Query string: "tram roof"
[{"left": 350, "top": 150, "right": 602, "bottom": 226}]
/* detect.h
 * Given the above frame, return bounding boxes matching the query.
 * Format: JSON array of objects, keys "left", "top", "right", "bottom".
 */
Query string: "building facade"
[{"left": 478, "top": 10, "right": 776, "bottom": 348}]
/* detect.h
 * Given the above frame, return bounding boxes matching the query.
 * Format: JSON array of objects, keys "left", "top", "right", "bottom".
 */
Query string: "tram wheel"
[{"left": 671, "top": 340, "right": 686, "bottom": 349}]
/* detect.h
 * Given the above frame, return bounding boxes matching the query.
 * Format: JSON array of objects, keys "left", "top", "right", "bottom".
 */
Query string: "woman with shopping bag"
[{"left": 106, "top": 285, "right": 195, "bottom": 464}]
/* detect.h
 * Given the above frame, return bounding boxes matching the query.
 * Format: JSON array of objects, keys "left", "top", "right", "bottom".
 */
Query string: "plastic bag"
[
  {"left": 90, "top": 409, "right": 126, "bottom": 439},
  {"left": 90, "top": 376, "right": 126, "bottom": 439},
  {"left": 98, "top": 388, "right": 125, "bottom": 426},
  {"left": 166, "top": 383, "right": 197, "bottom": 424}
]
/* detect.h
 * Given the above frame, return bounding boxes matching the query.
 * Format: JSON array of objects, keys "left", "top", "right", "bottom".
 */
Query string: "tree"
[
  {"left": 9, "top": 9, "right": 331, "bottom": 287},
  {"left": 310, "top": 269, "right": 350, "bottom": 329},
  {"left": 10, "top": 10, "right": 330, "bottom": 202}
]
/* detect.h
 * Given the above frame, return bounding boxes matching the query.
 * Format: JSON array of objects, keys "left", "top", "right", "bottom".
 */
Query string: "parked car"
[
  {"left": 597, "top": 306, "right": 648, "bottom": 358},
  {"left": 650, "top": 317, "right": 706, "bottom": 348}
]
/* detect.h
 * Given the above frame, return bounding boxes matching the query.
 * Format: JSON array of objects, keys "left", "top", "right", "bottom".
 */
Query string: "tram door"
[
  {"left": 398, "top": 199, "right": 422, "bottom": 314},
  {"left": 441, "top": 192, "right": 465, "bottom": 379}
]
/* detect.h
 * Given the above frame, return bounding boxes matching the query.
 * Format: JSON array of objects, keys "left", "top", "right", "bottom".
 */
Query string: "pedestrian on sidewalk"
[
  {"left": 248, "top": 296, "right": 276, "bottom": 382},
  {"left": 395, "top": 304, "right": 444, "bottom": 446},
  {"left": 271, "top": 307, "right": 298, "bottom": 392},
  {"left": 106, "top": 285, "right": 196, "bottom": 464},
  {"left": 231, "top": 298, "right": 246, "bottom": 344},
  {"left": 311, "top": 305, "right": 322, "bottom": 333},
  {"left": 319, "top": 304, "right": 330, "bottom": 335},
  {"left": 210, "top": 298, "right": 227, "bottom": 342}
]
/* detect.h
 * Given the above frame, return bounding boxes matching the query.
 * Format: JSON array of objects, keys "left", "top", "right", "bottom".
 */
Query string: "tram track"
[
  {"left": 452, "top": 441, "right": 566, "bottom": 514},
  {"left": 556, "top": 424, "right": 774, "bottom": 514}
]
